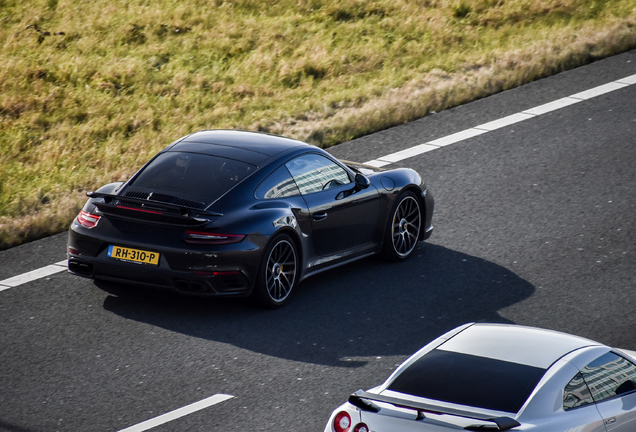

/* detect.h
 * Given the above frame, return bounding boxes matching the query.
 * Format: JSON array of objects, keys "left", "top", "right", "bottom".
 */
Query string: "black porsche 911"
[{"left": 67, "top": 130, "right": 434, "bottom": 307}]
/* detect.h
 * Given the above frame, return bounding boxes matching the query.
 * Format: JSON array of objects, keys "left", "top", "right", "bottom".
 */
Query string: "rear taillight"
[
  {"left": 333, "top": 412, "right": 351, "bottom": 432},
  {"left": 353, "top": 423, "right": 369, "bottom": 432},
  {"left": 115, "top": 205, "right": 162, "bottom": 214},
  {"left": 185, "top": 231, "right": 245, "bottom": 244},
  {"left": 77, "top": 210, "right": 101, "bottom": 228}
]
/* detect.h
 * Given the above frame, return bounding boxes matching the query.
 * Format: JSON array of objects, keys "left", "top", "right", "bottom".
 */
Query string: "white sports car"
[{"left": 324, "top": 323, "right": 636, "bottom": 432}]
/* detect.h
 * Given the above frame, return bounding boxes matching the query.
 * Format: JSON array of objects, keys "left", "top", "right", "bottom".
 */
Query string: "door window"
[
  {"left": 579, "top": 352, "right": 636, "bottom": 404},
  {"left": 285, "top": 154, "right": 350, "bottom": 195}
]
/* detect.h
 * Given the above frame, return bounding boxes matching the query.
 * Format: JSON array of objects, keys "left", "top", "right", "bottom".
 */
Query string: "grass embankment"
[{"left": 1, "top": 0, "right": 635, "bottom": 250}]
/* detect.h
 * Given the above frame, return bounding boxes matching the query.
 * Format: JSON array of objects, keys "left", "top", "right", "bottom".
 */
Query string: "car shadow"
[{"left": 98, "top": 243, "right": 534, "bottom": 367}]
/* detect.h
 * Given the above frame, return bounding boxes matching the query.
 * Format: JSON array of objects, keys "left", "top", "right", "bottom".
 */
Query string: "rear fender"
[{"left": 82, "top": 182, "right": 125, "bottom": 212}]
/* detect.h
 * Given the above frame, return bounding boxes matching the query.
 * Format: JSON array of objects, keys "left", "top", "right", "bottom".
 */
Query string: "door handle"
[
  {"left": 313, "top": 212, "right": 327, "bottom": 221},
  {"left": 605, "top": 418, "right": 616, "bottom": 425}
]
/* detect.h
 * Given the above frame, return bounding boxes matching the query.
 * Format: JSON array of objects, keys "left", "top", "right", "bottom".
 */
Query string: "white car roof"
[{"left": 438, "top": 323, "right": 602, "bottom": 369}]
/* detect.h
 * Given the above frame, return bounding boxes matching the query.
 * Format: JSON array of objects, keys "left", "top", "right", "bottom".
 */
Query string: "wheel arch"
[
  {"left": 267, "top": 226, "right": 304, "bottom": 278},
  {"left": 373, "top": 167, "right": 428, "bottom": 241},
  {"left": 252, "top": 226, "right": 302, "bottom": 308},
  {"left": 380, "top": 184, "right": 427, "bottom": 242},
  {"left": 402, "top": 185, "right": 428, "bottom": 241},
  {"left": 380, "top": 187, "right": 424, "bottom": 261}
]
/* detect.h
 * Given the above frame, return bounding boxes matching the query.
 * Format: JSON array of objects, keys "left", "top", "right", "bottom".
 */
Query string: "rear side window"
[
  {"left": 563, "top": 372, "right": 594, "bottom": 410},
  {"left": 387, "top": 349, "right": 546, "bottom": 413},
  {"left": 255, "top": 166, "right": 301, "bottom": 199},
  {"left": 579, "top": 352, "right": 636, "bottom": 403},
  {"left": 129, "top": 152, "right": 256, "bottom": 205}
]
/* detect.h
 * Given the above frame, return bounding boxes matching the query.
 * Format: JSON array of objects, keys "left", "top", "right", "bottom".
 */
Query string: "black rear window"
[
  {"left": 387, "top": 349, "right": 546, "bottom": 413},
  {"left": 129, "top": 152, "right": 256, "bottom": 205}
]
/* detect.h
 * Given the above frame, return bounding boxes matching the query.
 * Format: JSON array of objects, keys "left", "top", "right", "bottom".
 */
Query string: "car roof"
[
  {"left": 439, "top": 323, "right": 602, "bottom": 369},
  {"left": 169, "top": 130, "right": 312, "bottom": 165}
]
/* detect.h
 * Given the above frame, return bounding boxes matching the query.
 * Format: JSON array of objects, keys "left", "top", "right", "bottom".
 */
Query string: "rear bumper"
[
  {"left": 67, "top": 220, "right": 264, "bottom": 297},
  {"left": 68, "top": 254, "right": 252, "bottom": 296}
]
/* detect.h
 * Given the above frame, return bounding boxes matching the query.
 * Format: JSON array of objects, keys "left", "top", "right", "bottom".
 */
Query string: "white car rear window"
[{"left": 387, "top": 349, "right": 546, "bottom": 413}]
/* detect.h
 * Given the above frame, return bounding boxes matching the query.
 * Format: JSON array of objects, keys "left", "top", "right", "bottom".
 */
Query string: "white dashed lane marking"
[
  {"left": 364, "top": 73, "right": 636, "bottom": 167},
  {"left": 117, "top": 394, "right": 234, "bottom": 432},
  {"left": 0, "top": 260, "right": 67, "bottom": 292}
]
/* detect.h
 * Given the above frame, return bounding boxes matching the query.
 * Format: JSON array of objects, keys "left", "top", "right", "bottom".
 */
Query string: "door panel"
[
  {"left": 302, "top": 183, "right": 380, "bottom": 257},
  {"left": 595, "top": 392, "right": 636, "bottom": 432},
  {"left": 579, "top": 351, "right": 636, "bottom": 432},
  {"left": 531, "top": 405, "right": 607, "bottom": 432},
  {"left": 284, "top": 152, "right": 381, "bottom": 257}
]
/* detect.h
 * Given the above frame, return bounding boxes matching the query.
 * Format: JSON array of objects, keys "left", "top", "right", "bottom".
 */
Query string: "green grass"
[{"left": 1, "top": 0, "right": 635, "bottom": 249}]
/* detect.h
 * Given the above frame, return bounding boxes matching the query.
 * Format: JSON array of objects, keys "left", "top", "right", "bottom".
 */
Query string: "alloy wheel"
[
  {"left": 265, "top": 239, "right": 297, "bottom": 302},
  {"left": 391, "top": 195, "right": 421, "bottom": 258}
]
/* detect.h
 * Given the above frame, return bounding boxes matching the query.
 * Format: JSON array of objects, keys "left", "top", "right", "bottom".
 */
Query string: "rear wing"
[
  {"left": 348, "top": 390, "right": 521, "bottom": 431},
  {"left": 87, "top": 191, "right": 222, "bottom": 226}
]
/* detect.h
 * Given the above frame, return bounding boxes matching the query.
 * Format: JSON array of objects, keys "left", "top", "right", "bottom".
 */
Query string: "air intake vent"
[
  {"left": 117, "top": 199, "right": 180, "bottom": 215},
  {"left": 124, "top": 191, "right": 150, "bottom": 199},
  {"left": 122, "top": 191, "right": 203, "bottom": 209},
  {"left": 173, "top": 198, "right": 205, "bottom": 209}
]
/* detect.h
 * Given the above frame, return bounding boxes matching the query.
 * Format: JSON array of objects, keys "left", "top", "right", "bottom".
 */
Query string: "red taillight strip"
[
  {"left": 185, "top": 232, "right": 246, "bottom": 244},
  {"left": 77, "top": 210, "right": 101, "bottom": 228},
  {"left": 193, "top": 270, "right": 241, "bottom": 276},
  {"left": 116, "top": 205, "right": 163, "bottom": 215}
]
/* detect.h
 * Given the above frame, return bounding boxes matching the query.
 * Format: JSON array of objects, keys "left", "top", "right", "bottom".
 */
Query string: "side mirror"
[{"left": 355, "top": 173, "right": 370, "bottom": 190}]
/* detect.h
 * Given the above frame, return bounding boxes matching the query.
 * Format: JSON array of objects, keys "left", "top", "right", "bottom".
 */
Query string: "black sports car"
[{"left": 67, "top": 130, "right": 434, "bottom": 307}]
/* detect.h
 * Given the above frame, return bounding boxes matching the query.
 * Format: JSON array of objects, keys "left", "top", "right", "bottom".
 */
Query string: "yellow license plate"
[{"left": 107, "top": 245, "right": 160, "bottom": 265}]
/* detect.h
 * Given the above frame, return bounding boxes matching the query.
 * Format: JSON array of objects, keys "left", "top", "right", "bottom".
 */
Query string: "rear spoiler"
[
  {"left": 348, "top": 390, "right": 521, "bottom": 431},
  {"left": 87, "top": 191, "right": 222, "bottom": 226}
]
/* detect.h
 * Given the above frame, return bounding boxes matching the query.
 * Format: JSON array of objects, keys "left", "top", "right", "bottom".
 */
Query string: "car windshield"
[
  {"left": 387, "top": 349, "right": 546, "bottom": 413},
  {"left": 127, "top": 151, "right": 257, "bottom": 206}
]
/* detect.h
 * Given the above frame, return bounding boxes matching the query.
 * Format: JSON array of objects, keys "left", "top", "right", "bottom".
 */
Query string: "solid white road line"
[
  {"left": 522, "top": 97, "right": 581, "bottom": 116},
  {"left": 117, "top": 394, "right": 234, "bottom": 432},
  {"left": 0, "top": 260, "right": 67, "bottom": 292},
  {"left": 617, "top": 75, "right": 636, "bottom": 85},
  {"left": 1, "top": 73, "right": 635, "bottom": 292},
  {"left": 570, "top": 81, "right": 629, "bottom": 99},
  {"left": 364, "top": 72, "right": 636, "bottom": 167},
  {"left": 474, "top": 112, "right": 535, "bottom": 131}
]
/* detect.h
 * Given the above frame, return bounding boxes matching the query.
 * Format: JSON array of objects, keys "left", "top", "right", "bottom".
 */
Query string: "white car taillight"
[
  {"left": 334, "top": 411, "right": 351, "bottom": 432},
  {"left": 353, "top": 423, "right": 369, "bottom": 432}
]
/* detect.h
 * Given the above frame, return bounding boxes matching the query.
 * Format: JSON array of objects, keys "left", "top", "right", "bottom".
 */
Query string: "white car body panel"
[
  {"left": 436, "top": 323, "right": 600, "bottom": 368},
  {"left": 595, "top": 392, "right": 636, "bottom": 432}
]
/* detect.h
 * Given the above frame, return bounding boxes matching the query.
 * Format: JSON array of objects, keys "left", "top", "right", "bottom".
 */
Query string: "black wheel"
[
  {"left": 382, "top": 191, "right": 422, "bottom": 261},
  {"left": 253, "top": 234, "right": 298, "bottom": 308}
]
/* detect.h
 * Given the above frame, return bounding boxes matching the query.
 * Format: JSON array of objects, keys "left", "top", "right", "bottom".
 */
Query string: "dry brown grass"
[{"left": 269, "top": 17, "right": 636, "bottom": 144}]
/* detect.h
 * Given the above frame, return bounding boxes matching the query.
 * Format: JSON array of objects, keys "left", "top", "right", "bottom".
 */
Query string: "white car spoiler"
[{"left": 348, "top": 389, "right": 521, "bottom": 431}]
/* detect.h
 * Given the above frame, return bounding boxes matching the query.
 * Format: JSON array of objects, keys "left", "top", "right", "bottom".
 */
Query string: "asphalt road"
[{"left": 1, "top": 49, "right": 635, "bottom": 432}]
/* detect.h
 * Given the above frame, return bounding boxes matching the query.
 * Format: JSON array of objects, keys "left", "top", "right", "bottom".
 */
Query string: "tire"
[
  {"left": 253, "top": 234, "right": 298, "bottom": 308},
  {"left": 381, "top": 191, "right": 422, "bottom": 261}
]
